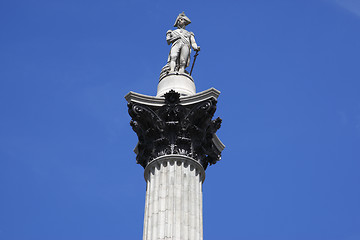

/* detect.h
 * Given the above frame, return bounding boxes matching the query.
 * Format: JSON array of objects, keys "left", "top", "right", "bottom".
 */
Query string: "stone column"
[
  {"left": 143, "top": 155, "right": 204, "bottom": 240},
  {"left": 125, "top": 88, "right": 224, "bottom": 240}
]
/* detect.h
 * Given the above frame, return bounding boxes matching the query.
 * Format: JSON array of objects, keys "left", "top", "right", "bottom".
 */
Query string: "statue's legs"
[
  {"left": 169, "top": 44, "right": 181, "bottom": 72},
  {"left": 179, "top": 46, "right": 190, "bottom": 74}
]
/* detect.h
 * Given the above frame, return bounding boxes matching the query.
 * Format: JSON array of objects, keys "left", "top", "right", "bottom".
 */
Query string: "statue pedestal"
[{"left": 157, "top": 73, "right": 196, "bottom": 97}]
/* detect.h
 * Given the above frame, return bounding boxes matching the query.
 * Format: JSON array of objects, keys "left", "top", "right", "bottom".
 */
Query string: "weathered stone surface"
[
  {"left": 157, "top": 73, "right": 195, "bottom": 97},
  {"left": 126, "top": 87, "right": 224, "bottom": 240},
  {"left": 160, "top": 12, "right": 200, "bottom": 78},
  {"left": 125, "top": 88, "right": 221, "bottom": 107},
  {"left": 143, "top": 155, "right": 204, "bottom": 240},
  {"left": 127, "top": 90, "right": 223, "bottom": 170}
]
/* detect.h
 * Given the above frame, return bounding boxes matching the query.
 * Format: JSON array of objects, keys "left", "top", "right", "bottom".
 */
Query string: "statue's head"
[{"left": 174, "top": 12, "right": 191, "bottom": 28}]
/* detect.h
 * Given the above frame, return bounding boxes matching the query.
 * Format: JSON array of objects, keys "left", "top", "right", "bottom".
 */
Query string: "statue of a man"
[{"left": 160, "top": 12, "right": 200, "bottom": 78}]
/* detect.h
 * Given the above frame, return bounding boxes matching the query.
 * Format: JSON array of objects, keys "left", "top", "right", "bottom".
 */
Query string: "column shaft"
[{"left": 143, "top": 155, "right": 204, "bottom": 240}]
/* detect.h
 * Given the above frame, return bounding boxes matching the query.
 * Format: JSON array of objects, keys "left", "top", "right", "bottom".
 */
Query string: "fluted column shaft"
[{"left": 143, "top": 155, "right": 205, "bottom": 240}]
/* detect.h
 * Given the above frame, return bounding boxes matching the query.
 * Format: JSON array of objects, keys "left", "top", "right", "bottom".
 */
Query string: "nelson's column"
[{"left": 125, "top": 12, "right": 225, "bottom": 240}]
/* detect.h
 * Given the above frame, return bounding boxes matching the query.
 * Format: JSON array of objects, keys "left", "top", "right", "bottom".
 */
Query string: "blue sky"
[{"left": 1, "top": 0, "right": 360, "bottom": 239}]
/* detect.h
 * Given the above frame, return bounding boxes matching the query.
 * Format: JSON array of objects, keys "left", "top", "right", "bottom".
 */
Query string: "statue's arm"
[
  {"left": 190, "top": 34, "right": 200, "bottom": 51},
  {"left": 166, "top": 30, "right": 181, "bottom": 45},
  {"left": 166, "top": 30, "right": 176, "bottom": 45},
  {"left": 166, "top": 30, "right": 172, "bottom": 45}
]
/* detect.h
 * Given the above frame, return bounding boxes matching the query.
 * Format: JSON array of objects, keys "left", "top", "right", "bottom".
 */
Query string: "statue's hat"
[{"left": 174, "top": 12, "right": 191, "bottom": 27}]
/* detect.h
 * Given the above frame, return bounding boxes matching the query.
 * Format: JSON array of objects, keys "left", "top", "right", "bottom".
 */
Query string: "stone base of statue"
[
  {"left": 125, "top": 88, "right": 224, "bottom": 240},
  {"left": 157, "top": 73, "right": 196, "bottom": 97}
]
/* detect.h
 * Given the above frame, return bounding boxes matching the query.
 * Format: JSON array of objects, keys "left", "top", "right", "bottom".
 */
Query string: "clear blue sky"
[{"left": 1, "top": 0, "right": 360, "bottom": 239}]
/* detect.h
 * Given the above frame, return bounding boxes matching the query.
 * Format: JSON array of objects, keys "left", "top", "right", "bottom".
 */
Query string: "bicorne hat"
[{"left": 173, "top": 12, "right": 191, "bottom": 27}]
